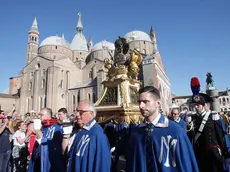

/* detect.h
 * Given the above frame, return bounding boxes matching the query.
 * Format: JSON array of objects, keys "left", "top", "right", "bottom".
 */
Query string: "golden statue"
[{"left": 128, "top": 48, "right": 142, "bottom": 80}]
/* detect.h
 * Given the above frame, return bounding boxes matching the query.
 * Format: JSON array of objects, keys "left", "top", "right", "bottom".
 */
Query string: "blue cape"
[
  {"left": 172, "top": 118, "right": 187, "bottom": 130},
  {"left": 126, "top": 115, "right": 199, "bottom": 172},
  {"left": 67, "top": 120, "right": 111, "bottom": 172},
  {"left": 28, "top": 124, "right": 65, "bottom": 172}
]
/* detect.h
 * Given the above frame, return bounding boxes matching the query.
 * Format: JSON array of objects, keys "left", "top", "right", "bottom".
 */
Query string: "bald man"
[
  {"left": 64, "top": 101, "right": 111, "bottom": 172},
  {"left": 28, "top": 108, "right": 65, "bottom": 172}
]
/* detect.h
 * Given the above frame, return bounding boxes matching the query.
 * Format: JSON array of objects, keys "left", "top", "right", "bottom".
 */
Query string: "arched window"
[
  {"left": 26, "top": 98, "right": 29, "bottom": 112},
  {"left": 39, "top": 96, "right": 43, "bottom": 110},
  {"left": 41, "top": 79, "right": 45, "bottom": 89},
  {"left": 89, "top": 71, "right": 92, "bottom": 79},
  {"left": 93, "top": 93, "right": 96, "bottom": 103},
  {"left": 44, "top": 96, "right": 46, "bottom": 108},
  {"left": 227, "top": 98, "right": 229, "bottom": 104},
  {"left": 72, "top": 95, "right": 76, "bottom": 111},
  {"left": 60, "top": 80, "right": 63, "bottom": 88},
  {"left": 29, "top": 82, "right": 32, "bottom": 91},
  {"left": 219, "top": 98, "right": 222, "bottom": 104},
  {"left": 35, "top": 37, "right": 37, "bottom": 42},
  {"left": 36, "top": 63, "right": 40, "bottom": 70},
  {"left": 73, "top": 95, "right": 76, "bottom": 107},
  {"left": 77, "top": 91, "right": 80, "bottom": 103},
  {"left": 88, "top": 93, "right": 91, "bottom": 101},
  {"left": 32, "top": 37, "right": 34, "bottom": 41},
  {"left": 30, "top": 72, "right": 34, "bottom": 78},
  {"left": 159, "top": 84, "right": 162, "bottom": 94},
  {"left": 42, "top": 69, "right": 46, "bottom": 77}
]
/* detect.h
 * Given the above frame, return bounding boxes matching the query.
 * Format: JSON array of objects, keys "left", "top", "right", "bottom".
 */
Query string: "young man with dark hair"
[
  {"left": 58, "top": 108, "right": 68, "bottom": 122},
  {"left": 125, "top": 86, "right": 198, "bottom": 172}
]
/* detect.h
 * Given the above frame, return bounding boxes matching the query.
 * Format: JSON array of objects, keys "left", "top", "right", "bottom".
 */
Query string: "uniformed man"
[{"left": 188, "top": 77, "right": 230, "bottom": 172}]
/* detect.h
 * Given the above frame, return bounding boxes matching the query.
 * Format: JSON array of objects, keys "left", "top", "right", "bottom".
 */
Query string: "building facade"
[
  {"left": 1, "top": 13, "right": 171, "bottom": 115},
  {"left": 172, "top": 89, "right": 230, "bottom": 113}
]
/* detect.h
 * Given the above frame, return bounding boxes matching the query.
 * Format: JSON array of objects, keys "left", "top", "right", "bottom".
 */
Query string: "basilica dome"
[
  {"left": 40, "top": 36, "right": 70, "bottom": 49},
  {"left": 124, "top": 30, "right": 151, "bottom": 43},
  {"left": 92, "top": 40, "right": 115, "bottom": 52},
  {"left": 70, "top": 33, "right": 88, "bottom": 51}
]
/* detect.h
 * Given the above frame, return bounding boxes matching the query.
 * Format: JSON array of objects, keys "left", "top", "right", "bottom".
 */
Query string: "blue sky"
[{"left": 0, "top": 0, "right": 230, "bottom": 96}]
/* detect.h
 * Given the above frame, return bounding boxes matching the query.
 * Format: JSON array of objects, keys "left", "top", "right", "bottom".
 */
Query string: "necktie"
[{"left": 145, "top": 123, "right": 154, "bottom": 172}]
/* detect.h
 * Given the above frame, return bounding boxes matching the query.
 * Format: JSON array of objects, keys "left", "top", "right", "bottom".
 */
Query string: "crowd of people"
[{"left": 0, "top": 81, "right": 230, "bottom": 172}]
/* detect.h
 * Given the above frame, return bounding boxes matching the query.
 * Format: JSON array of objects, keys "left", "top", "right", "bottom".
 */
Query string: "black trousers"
[{"left": 195, "top": 147, "right": 224, "bottom": 172}]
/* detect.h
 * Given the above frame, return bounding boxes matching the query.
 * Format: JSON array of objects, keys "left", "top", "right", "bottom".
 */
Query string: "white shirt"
[
  {"left": 150, "top": 114, "right": 161, "bottom": 125},
  {"left": 174, "top": 118, "right": 181, "bottom": 123},
  {"left": 68, "top": 133, "right": 76, "bottom": 152},
  {"left": 13, "top": 130, "right": 26, "bottom": 146}
]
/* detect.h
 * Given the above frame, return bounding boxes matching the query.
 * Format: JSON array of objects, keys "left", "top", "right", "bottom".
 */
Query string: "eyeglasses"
[{"left": 76, "top": 110, "right": 92, "bottom": 115}]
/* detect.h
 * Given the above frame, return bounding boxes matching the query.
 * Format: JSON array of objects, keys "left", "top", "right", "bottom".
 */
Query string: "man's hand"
[{"left": 3, "top": 118, "right": 8, "bottom": 124}]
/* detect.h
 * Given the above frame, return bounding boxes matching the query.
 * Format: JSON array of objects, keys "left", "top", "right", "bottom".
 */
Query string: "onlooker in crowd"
[
  {"left": 26, "top": 122, "right": 36, "bottom": 159},
  {"left": 12, "top": 121, "right": 29, "bottom": 172},
  {"left": 0, "top": 110, "right": 15, "bottom": 172},
  {"left": 69, "top": 114, "right": 76, "bottom": 122},
  {"left": 58, "top": 108, "right": 68, "bottom": 122}
]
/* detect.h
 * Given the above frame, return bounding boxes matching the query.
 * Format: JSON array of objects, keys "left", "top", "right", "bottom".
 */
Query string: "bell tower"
[
  {"left": 26, "top": 17, "right": 39, "bottom": 64},
  {"left": 150, "top": 26, "right": 157, "bottom": 52}
]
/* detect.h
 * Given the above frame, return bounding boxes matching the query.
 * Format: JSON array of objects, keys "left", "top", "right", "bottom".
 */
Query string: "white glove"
[
  {"left": 63, "top": 126, "right": 73, "bottom": 135},
  {"left": 186, "top": 116, "right": 192, "bottom": 123},
  {"left": 110, "top": 147, "right": 116, "bottom": 153},
  {"left": 33, "top": 119, "right": 42, "bottom": 130}
]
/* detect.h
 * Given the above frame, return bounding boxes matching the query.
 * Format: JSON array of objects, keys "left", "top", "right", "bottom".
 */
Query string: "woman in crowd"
[{"left": 12, "top": 121, "right": 29, "bottom": 172}]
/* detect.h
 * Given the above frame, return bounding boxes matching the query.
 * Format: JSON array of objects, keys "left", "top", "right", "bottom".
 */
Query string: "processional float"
[{"left": 95, "top": 37, "right": 144, "bottom": 125}]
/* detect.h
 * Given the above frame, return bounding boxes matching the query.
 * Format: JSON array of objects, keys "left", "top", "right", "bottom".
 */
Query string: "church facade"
[{"left": 3, "top": 13, "right": 171, "bottom": 115}]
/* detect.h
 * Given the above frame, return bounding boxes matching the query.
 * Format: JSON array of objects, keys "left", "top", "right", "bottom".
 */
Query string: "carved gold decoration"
[
  {"left": 127, "top": 48, "right": 142, "bottom": 80},
  {"left": 129, "top": 86, "right": 139, "bottom": 104},
  {"left": 95, "top": 47, "right": 143, "bottom": 124}
]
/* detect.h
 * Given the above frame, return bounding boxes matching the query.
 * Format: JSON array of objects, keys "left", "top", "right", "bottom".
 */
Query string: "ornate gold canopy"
[{"left": 95, "top": 38, "right": 144, "bottom": 124}]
